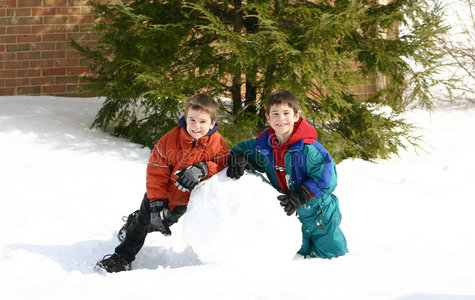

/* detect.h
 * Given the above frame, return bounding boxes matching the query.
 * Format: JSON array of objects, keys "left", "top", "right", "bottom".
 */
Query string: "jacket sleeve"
[
  {"left": 146, "top": 140, "right": 172, "bottom": 201},
  {"left": 231, "top": 139, "right": 268, "bottom": 173},
  {"left": 302, "top": 143, "right": 337, "bottom": 200},
  {"left": 203, "top": 134, "right": 230, "bottom": 179}
]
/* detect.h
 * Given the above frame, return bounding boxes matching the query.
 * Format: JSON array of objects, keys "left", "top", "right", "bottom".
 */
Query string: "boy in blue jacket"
[{"left": 227, "top": 89, "right": 348, "bottom": 259}]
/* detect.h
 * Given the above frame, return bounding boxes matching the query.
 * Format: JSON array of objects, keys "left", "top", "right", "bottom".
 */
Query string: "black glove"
[
  {"left": 175, "top": 162, "right": 208, "bottom": 192},
  {"left": 226, "top": 152, "right": 255, "bottom": 179},
  {"left": 164, "top": 205, "right": 187, "bottom": 228},
  {"left": 149, "top": 200, "right": 172, "bottom": 236},
  {"left": 277, "top": 185, "right": 313, "bottom": 216}
]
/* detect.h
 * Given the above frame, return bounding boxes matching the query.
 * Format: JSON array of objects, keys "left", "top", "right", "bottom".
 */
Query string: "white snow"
[
  {"left": 182, "top": 170, "right": 301, "bottom": 267},
  {"left": 1, "top": 95, "right": 475, "bottom": 300}
]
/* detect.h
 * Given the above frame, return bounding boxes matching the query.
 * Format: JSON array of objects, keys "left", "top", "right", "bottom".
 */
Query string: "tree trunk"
[
  {"left": 231, "top": 0, "right": 243, "bottom": 116},
  {"left": 245, "top": 79, "right": 257, "bottom": 114}
]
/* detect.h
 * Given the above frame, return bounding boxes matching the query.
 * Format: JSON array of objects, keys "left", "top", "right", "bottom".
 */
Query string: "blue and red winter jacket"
[{"left": 233, "top": 118, "right": 336, "bottom": 201}]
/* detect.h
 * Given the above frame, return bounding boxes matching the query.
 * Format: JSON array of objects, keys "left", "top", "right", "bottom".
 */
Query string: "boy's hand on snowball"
[
  {"left": 175, "top": 162, "right": 208, "bottom": 191},
  {"left": 226, "top": 152, "right": 255, "bottom": 179}
]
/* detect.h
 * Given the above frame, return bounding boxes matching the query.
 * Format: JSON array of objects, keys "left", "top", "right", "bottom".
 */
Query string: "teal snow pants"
[{"left": 296, "top": 194, "right": 348, "bottom": 259}]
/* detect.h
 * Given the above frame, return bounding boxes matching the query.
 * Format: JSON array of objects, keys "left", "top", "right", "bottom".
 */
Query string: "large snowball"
[{"left": 181, "top": 169, "right": 301, "bottom": 267}]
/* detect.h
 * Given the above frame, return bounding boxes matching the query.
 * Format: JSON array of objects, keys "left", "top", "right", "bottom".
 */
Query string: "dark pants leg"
[
  {"left": 165, "top": 205, "right": 187, "bottom": 227},
  {"left": 115, "top": 193, "right": 151, "bottom": 262},
  {"left": 114, "top": 194, "right": 187, "bottom": 262}
]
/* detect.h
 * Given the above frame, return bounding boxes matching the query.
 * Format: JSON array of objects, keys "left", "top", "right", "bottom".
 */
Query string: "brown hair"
[
  {"left": 185, "top": 93, "right": 219, "bottom": 122},
  {"left": 266, "top": 89, "right": 299, "bottom": 115}
]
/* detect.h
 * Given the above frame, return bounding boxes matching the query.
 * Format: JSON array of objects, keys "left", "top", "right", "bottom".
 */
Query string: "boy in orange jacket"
[{"left": 95, "top": 94, "right": 229, "bottom": 273}]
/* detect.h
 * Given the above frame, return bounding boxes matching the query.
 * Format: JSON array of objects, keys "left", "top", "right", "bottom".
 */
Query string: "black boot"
[
  {"left": 94, "top": 253, "right": 131, "bottom": 273},
  {"left": 117, "top": 210, "right": 139, "bottom": 242}
]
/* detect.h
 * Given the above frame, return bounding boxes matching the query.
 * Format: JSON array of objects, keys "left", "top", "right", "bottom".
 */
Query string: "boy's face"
[
  {"left": 266, "top": 103, "right": 300, "bottom": 142},
  {"left": 185, "top": 109, "right": 216, "bottom": 140}
]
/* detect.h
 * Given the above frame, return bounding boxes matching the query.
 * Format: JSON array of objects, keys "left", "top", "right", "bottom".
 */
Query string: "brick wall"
[{"left": 0, "top": 0, "right": 97, "bottom": 96}]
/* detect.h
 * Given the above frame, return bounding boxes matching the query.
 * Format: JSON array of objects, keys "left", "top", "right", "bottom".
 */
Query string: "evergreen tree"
[{"left": 74, "top": 0, "right": 448, "bottom": 162}]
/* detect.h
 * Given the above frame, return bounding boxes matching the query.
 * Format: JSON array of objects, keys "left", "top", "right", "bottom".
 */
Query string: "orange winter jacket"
[{"left": 146, "top": 117, "right": 229, "bottom": 211}]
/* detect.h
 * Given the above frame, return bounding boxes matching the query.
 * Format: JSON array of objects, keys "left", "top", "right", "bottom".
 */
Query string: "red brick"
[
  {"left": 80, "top": 6, "right": 93, "bottom": 15},
  {"left": 69, "top": 0, "right": 88, "bottom": 6},
  {"left": 17, "top": 34, "right": 42, "bottom": 43},
  {"left": 0, "top": 53, "right": 15, "bottom": 60},
  {"left": 19, "top": 16, "right": 43, "bottom": 25},
  {"left": 16, "top": 52, "right": 41, "bottom": 60},
  {"left": 43, "top": 67, "right": 66, "bottom": 76},
  {"left": 17, "top": 86, "right": 41, "bottom": 95},
  {"left": 0, "top": 87, "right": 16, "bottom": 95},
  {"left": 30, "top": 60, "right": 55, "bottom": 68},
  {"left": 0, "top": 69, "right": 16, "bottom": 78},
  {"left": 31, "top": 77, "right": 54, "bottom": 85},
  {"left": 17, "top": 69, "right": 41, "bottom": 77},
  {"left": 7, "top": 26, "right": 31, "bottom": 34},
  {"left": 56, "top": 42, "right": 71, "bottom": 50},
  {"left": 66, "top": 66, "right": 89, "bottom": 75},
  {"left": 68, "top": 32, "right": 91, "bottom": 41},
  {"left": 6, "top": 44, "right": 30, "bottom": 52},
  {"left": 42, "top": 51, "right": 66, "bottom": 59},
  {"left": 70, "top": 40, "right": 92, "bottom": 48},
  {"left": 7, "top": 8, "right": 31, "bottom": 17},
  {"left": 0, "top": 35, "right": 16, "bottom": 43},
  {"left": 0, "top": 18, "right": 10, "bottom": 26},
  {"left": 18, "top": 0, "right": 42, "bottom": 7},
  {"left": 55, "top": 76, "right": 78, "bottom": 84},
  {"left": 57, "top": 7, "right": 81, "bottom": 15},
  {"left": 6, "top": 78, "right": 29, "bottom": 86},
  {"left": 31, "top": 42, "right": 56, "bottom": 51},
  {"left": 69, "top": 15, "right": 92, "bottom": 24},
  {"left": 32, "top": 25, "right": 56, "bottom": 34},
  {"left": 0, "top": 0, "right": 17, "bottom": 8},
  {"left": 66, "top": 50, "right": 82, "bottom": 59},
  {"left": 5, "top": 61, "right": 30, "bottom": 69},
  {"left": 56, "top": 24, "right": 80, "bottom": 32},
  {"left": 55, "top": 58, "right": 79, "bottom": 67},
  {"left": 42, "top": 33, "right": 66, "bottom": 42},
  {"left": 44, "top": 0, "right": 68, "bottom": 6},
  {"left": 32, "top": 8, "right": 56, "bottom": 16},
  {"left": 43, "top": 85, "right": 66, "bottom": 93},
  {"left": 44, "top": 16, "right": 68, "bottom": 24}
]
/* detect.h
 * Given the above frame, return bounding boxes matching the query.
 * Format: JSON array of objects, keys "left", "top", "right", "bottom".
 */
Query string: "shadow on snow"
[{"left": 5, "top": 238, "right": 202, "bottom": 274}]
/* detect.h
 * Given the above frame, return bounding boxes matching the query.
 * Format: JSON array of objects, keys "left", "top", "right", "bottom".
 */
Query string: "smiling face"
[
  {"left": 185, "top": 108, "right": 216, "bottom": 140},
  {"left": 266, "top": 103, "right": 301, "bottom": 145}
]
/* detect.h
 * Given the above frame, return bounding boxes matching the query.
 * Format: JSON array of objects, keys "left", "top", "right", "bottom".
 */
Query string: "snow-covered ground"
[{"left": 0, "top": 96, "right": 474, "bottom": 300}]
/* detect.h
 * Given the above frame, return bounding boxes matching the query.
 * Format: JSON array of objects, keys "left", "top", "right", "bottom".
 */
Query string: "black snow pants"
[{"left": 115, "top": 193, "right": 187, "bottom": 262}]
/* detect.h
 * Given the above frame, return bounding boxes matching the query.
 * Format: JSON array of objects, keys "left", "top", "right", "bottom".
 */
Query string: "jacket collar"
[{"left": 254, "top": 128, "right": 305, "bottom": 152}]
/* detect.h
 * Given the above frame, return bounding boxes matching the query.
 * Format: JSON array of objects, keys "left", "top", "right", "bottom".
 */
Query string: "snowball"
[{"left": 181, "top": 169, "right": 301, "bottom": 267}]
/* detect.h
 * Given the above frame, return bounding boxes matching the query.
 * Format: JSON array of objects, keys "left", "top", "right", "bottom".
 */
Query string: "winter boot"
[
  {"left": 117, "top": 210, "right": 139, "bottom": 242},
  {"left": 94, "top": 253, "right": 131, "bottom": 273}
]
